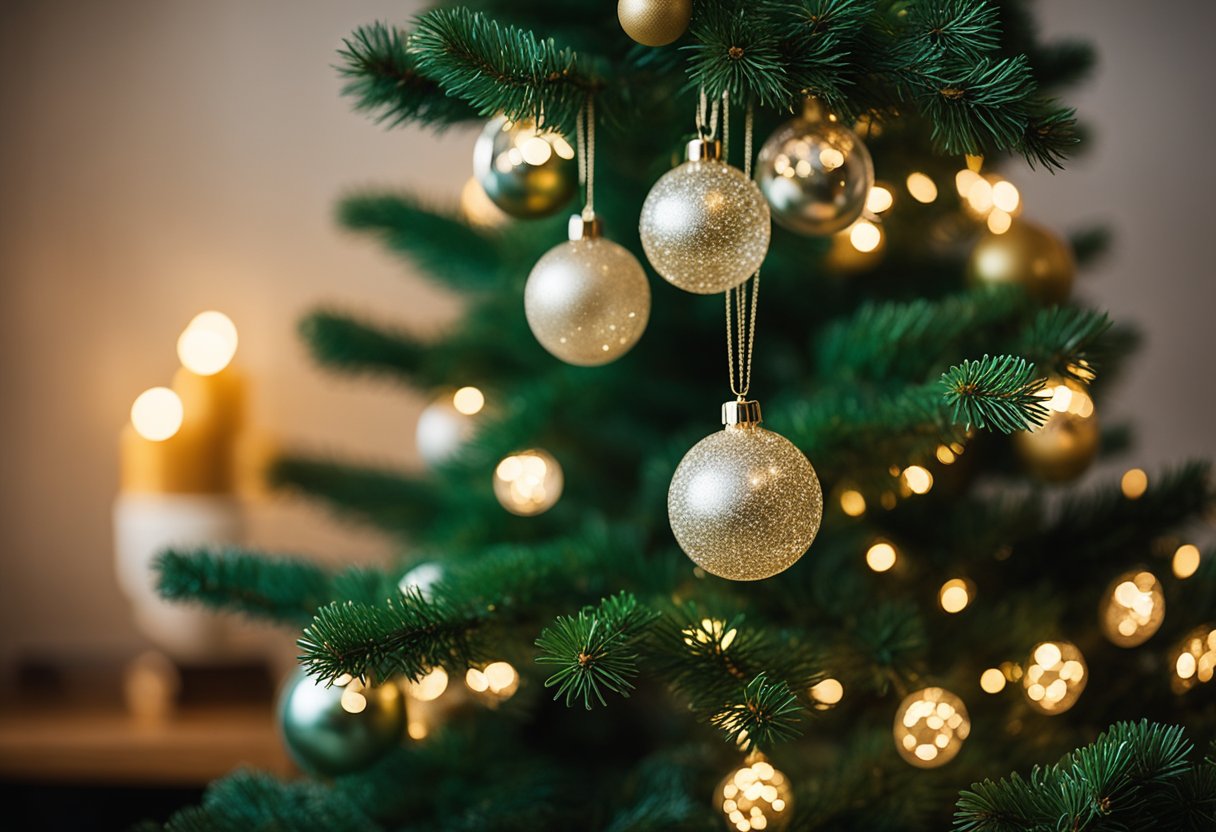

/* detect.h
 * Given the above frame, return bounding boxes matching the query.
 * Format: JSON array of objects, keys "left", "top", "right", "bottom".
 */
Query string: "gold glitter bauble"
[
  {"left": 525, "top": 218, "right": 650, "bottom": 366},
  {"left": 277, "top": 669, "right": 405, "bottom": 777},
  {"left": 668, "top": 406, "right": 822, "bottom": 581},
  {"left": 755, "top": 112, "right": 874, "bottom": 236},
  {"left": 1100, "top": 569, "right": 1166, "bottom": 647},
  {"left": 472, "top": 116, "right": 577, "bottom": 218},
  {"left": 1014, "top": 377, "right": 1099, "bottom": 482},
  {"left": 1171, "top": 624, "right": 1216, "bottom": 693},
  {"left": 966, "top": 219, "right": 1075, "bottom": 303},
  {"left": 1023, "top": 641, "right": 1087, "bottom": 715},
  {"left": 617, "top": 0, "right": 691, "bottom": 47},
  {"left": 493, "top": 448, "right": 563, "bottom": 516},
  {"left": 640, "top": 141, "right": 771, "bottom": 295},
  {"left": 716, "top": 754, "right": 793, "bottom": 832},
  {"left": 893, "top": 687, "right": 970, "bottom": 768}
]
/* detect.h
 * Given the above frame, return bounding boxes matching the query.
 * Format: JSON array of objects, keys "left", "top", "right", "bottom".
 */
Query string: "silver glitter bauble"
[
  {"left": 277, "top": 668, "right": 405, "bottom": 777},
  {"left": 472, "top": 116, "right": 577, "bottom": 218},
  {"left": 668, "top": 401, "right": 822, "bottom": 581},
  {"left": 640, "top": 140, "right": 771, "bottom": 294},
  {"left": 755, "top": 109, "right": 874, "bottom": 236},
  {"left": 525, "top": 214, "right": 650, "bottom": 366}
]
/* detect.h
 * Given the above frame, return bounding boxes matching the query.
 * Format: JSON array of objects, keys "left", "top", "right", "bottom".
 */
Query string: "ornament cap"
[
  {"left": 722, "top": 399, "right": 763, "bottom": 427},
  {"left": 686, "top": 138, "right": 722, "bottom": 163},
  {"left": 801, "top": 96, "right": 830, "bottom": 122},
  {"left": 568, "top": 212, "right": 603, "bottom": 240}
]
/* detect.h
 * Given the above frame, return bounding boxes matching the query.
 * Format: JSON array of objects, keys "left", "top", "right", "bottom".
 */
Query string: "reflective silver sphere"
[{"left": 472, "top": 116, "right": 577, "bottom": 218}]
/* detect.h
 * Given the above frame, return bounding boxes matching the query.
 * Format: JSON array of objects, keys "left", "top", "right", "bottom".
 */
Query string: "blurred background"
[{"left": 1, "top": 0, "right": 1214, "bottom": 823}]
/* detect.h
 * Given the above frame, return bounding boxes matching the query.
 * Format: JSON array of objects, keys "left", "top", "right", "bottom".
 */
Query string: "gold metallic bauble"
[
  {"left": 1171, "top": 624, "right": 1216, "bottom": 693},
  {"left": 668, "top": 402, "right": 822, "bottom": 581},
  {"left": 277, "top": 669, "right": 405, "bottom": 777},
  {"left": 472, "top": 116, "right": 577, "bottom": 218},
  {"left": 640, "top": 140, "right": 771, "bottom": 294},
  {"left": 893, "top": 687, "right": 970, "bottom": 768},
  {"left": 1022, "top": 641, "right": 1087, "bottom": 715},
  {"left": 1100, "top": 569, "right": 1166, "bottom": 647},
  {"left": 1013, "top": 377, "right": 1099, "bottom": 482},
  {"left": 525, "top": 216, "right": 651, "bottom": 366},
  {"left": 416, "top": 386, "right": 488, "bottom": 467},
  {"left": 617, "top": 0, "right": 692, "bottom": 47},
  {"left": 966, "top": 219, "right": 1075, "bottom": 303},
  {"left": 716, "top": 754, "right": 793, "bottom": 832},
  {"left": 494, "top": 448, "right": 563, "bottom": 516},
  {"left": 755, "top": 111, "right": 874, "bottom": 236}
]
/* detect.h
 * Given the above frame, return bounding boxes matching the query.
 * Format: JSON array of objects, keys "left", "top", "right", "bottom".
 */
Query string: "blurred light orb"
[
  {"left": 493, "top": 448, "right": 563, "bottom": 516},
  {"left": 893, "top": 687, "right": 970, "bottom": 768},
  {"left": 1014, "top": 377, "right": 1099, "bottom": 482},
  {"left": 1122, "top": 468, "right": 1149, "bottom": 499},
  {"left": 416, "top": 387, "right": 487, "bottom": 467},
  {"left": 473, "top": 116, "right": 576, "bottom": 218},
  {"left": 905, "top": 172, "right": 938, "bottom": 203},
  {"left": 938, "top": 578, "right": 974, "bottom": 614},
  {"left": 839, "top": 488, "right": 866, "bottom": 517},
  {"left": 1173, "top": 544, "right": 1201, "bottom": 579},
  {"left": 397, "top": 562, "right": 444, "bottom": 600},
  {"left": 404, "top": 667, "right": 449, "bottom": 703},
  {"left": 866, "top": 541, "right": 897, "bottom": 573},
  {"left": 131, "top": 387, "right": 184, "bottom": 441},
  {"left": 177, "top": 311, "right": 238, "bottom": 376},
  {"left": 1100, "top": 570, "right": 1165, "bottom": 647},
  {"left": 810, "top": 678, "right": 844, "bottom": 710},
  {"left": 716, "top": 755, "right": 793, "bottom": 831},
  {"left": 466, "top": 661, "right": 520, "bottom": 702},
  {"left": 1023, "top": 641, "right": 1087, "bottom": 715},
  {"left": 849, "top": 219, "right": 882, "bottom": 253},
  {"left": 980, "top": 668, "right": 1007, "bottom": 694},
  {"left": 1171, "top": 624, "right": 1216, "bottom": 693}
]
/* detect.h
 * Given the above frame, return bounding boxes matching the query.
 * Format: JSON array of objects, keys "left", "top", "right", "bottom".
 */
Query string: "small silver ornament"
[
  {"left": 755, "top": 104, "right": 874, "bottom": 236},
  {"left": 525, "top": 214, "right": 650, "bottom": 366},
  {"left": 668, "top": 400, "right": 822, "bottom": 581},
  {"left": 472, "top": 115, "right": 577, "bottom": 218},
  {"left": 416, "top": 386, "right": 487, "bottom": 467},
  {"left": 277, "top": 668, "right": 405, "bottom": 777},
  {"left": 640, "top": 139, "right": 771, "bottom": 294}
]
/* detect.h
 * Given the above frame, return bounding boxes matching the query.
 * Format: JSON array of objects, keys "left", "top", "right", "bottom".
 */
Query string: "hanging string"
[
  {"left": 721, "top": 90, "right": 730, "bottom": 161},
  {"left": 575, "top": 98, "right": 596, "bottom": 218},
  {"left": 725, "top": 100, "right": 760, "bottom": 401},
  {"left": 695, "top": 87, "right": 721, "bottom": 141}
]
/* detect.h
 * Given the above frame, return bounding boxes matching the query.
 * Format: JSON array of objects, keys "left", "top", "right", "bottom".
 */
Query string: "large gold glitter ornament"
[
  {"left": 617, "top": 0, "right": 691, "bottom": 47},
  {"left": 716, "top": 753, "right": 793, "bottom": 832},
  {"left": 277, "top": 669, "right": 405, "bottom": 777},
  {"left": 525, "top": 214, "right": 650, "bottom": 366},
  {"left": 966, "top": 219, "right": 1075, "bottom": 303},
  {"left": 1014, "top": 377, "right": 1099, "bottom": 482},
  {"left": 1100, "top": 569, "right": 1166, "bottom": 647},
  {"left": 755, "top": 103, "right": 874, "bottom": 236},
  {"left": 640, "top": 139, "right": 771, "bottom": 294},
  {"left": 1022, "top": 641, "right": 1087, "bottom": 715},
  {"left": 668, "top": 400, "right": 822, "bottom": 581},
  {"left": 472, "top": 116, "right": 577, "bottom": 218},
  {"left": 493, "top": 448, "right": 563, "bottom": 516},
  {"left": 892, "top": 687, "right": 970, "bottom": 768},
  {"left": 1171, "top": 624, "right": 1216, "bottom": 693}
]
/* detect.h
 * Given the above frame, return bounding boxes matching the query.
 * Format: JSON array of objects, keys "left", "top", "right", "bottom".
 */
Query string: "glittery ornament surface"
[
  {"left": 893, "top": 687, "right": 970, "bottom": 768},
  {"left": 472, "top": 116, "right": 577, "bottom": 218},
  {"left": 1023, "top": 641, "right": 1087, "bottom": 715},
  {"left": 640, "top": 160, "right": 771, "bottom": 294},
  {"left": 755, "top": 115, "right": 873, "bottom": 236},
  {"left": 525, "top": 237, "right": 650, "bottom": 366},
  {"left": 1101, "top": 569, "right": 1165, "bottom": 647},
  {"left": 617, "top": 0, "right": 691, "bottom": 47},
  {"left": 668, "top": 425, "right": 821, "bottom": 581},
  {"left": 716, "top": 756, "right": 793, "bottom": 831}
]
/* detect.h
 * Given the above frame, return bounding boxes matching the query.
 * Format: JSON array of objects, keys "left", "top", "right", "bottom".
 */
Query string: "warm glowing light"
[
  {"left": 810, "top": 678, "right": 844, "bottom": 709},
  {"left": 717, "top": 755, "right": 792, "bottom": 831},
  {"left": 177, "top": 311, "right": 238, "bottom": 376},
  {"left": 939, "top": 578, "right": 972, "bottom": 613},
  {"left": 955, "top": 169, "right": 982, "bottom": 197},
  {"left": 493, "top": 448, "right": 563, "bottom": 516},
  {"left": 965, "top": 178, "right": 994, "bottom": 213},
  {"left": 902, "top": 465, "right": 933, "bottom": 495},
  {"left": 1023, "top": 641, "right": 1087, "bottom": 714},
  {"left": 1174, "top": 544, "right": 1202, "bottom": 579},
  {"left": 1171, "top": 625, "right": 1216, "bottom": 692},
  {"left": 459, "top": 176, "right": 508, "bottom": 228},
  {"left": 986, "top": 208, "right": 1012, "bottom": 234},
  {"left": 1101, "top": 570, "right": 1165, "bottom": 647},
  {"left": 407, "top": 720, "right": 428, "bottom": 740},
  {"left": 1122, "top": 468, "right": 1148, "bottom": 499},
  {"left": 466, "top": 661, "right": 519, "bottom": 700},
  {"left": 980, "top": 668, "right": 1006, "bottom": 694},
  {"left": 936, "top": 445, "right": 957, "bottom": 465},
  {"left": 683, "top": 618, "right": 738, "bottom": 651},
  {"left": 452, "top": 386, "right": 485, "bottom": 415},
  {"left": 849, "top": 220, "right": 882, "bottom": 252},
  {"left": 840, "top": 489, "right": 866, "bottom": 517},
  {"left": 340, "top": 678, "right": 368, "bottom": 714},
  {"left": 866, "top": 185, "right": 894, "bottom": 214},
  {"left": 406, "top": 667, "right": 449, "bottom": 702},
  {"left": 130, "top": 387, "right": 184, "bottom": 441},
  {"left": 991, "top": 180, "right": 1020, "bottom": 213},
  {"left": 893, "top": 687, "right": 970, "bottom": 768},
  {"left": 905, "top": 172, "right": 938, "bottom": 203},
  {"left": 866, "top": 541, "right": 897, "bottom": 572}
]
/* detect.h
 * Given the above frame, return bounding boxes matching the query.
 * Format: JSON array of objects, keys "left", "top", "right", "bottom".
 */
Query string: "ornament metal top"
[
  {"left": 640, "top": 138, "right": 771, "bottom": 295},
  {"left": 668, "top": 398, "right": 822, "bottom": 581}
]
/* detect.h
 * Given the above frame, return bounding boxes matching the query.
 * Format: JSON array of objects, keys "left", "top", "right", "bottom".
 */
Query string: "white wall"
[{"left": 1, "top": 1, "right": 1212, "bottom": 666}]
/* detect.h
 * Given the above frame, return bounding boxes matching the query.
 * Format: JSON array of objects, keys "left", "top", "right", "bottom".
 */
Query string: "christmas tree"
[{"left": 153, "top": 1, "right": 1216, "bottom": 829}]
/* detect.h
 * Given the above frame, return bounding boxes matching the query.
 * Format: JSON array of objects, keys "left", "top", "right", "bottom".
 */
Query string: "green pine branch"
[
  {"left": 298, "top": 309, "right": 429, "bottom": 385},
  {"left": 708, "top": 673, "right": 804, "bottom": 751},
  {"left": 1015, "top": 306, "right": 1112, "bottom": 382},
  {"left": 940, "top": 354, "right": 1047, "bottom": 434}
]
